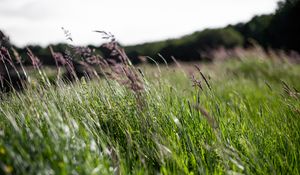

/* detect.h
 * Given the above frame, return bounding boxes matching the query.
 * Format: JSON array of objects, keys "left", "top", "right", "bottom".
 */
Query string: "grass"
[{"left": 0, "top": 57, "right": 300, "bottom": 174}]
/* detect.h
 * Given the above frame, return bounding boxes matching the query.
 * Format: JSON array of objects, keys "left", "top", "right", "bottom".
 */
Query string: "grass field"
[{"left": 0, "top": 56, "right": 300, "bottom": 174}]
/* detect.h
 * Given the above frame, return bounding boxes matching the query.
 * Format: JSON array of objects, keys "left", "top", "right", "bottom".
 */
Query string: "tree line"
[{"left": 125, "top": 0, "right": 300, "bottom": 63}]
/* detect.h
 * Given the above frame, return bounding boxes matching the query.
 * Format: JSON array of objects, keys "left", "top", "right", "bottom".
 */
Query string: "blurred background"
[{"left": 0, "top": 0, "right": 299, "bottom": 64}]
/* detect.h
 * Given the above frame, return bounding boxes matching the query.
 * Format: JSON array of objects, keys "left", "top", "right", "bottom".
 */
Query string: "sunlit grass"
[{"left": 0, "top": 58, "right": 299, "bottom": 174}]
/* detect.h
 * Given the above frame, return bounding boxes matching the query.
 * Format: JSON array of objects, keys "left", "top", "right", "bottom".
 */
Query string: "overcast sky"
[{"left": 0, "top": 0, "right": 280, "bottom": 47}]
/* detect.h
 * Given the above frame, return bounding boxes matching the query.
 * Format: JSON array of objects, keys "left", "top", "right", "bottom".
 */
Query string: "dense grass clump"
[{"left": 0, "top": 57, "right": 299, "bottom": 174}]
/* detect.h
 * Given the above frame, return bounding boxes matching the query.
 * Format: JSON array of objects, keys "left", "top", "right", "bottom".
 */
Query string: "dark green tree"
[
  {"left": 233, "top": 15, "right": 273, "bottom": 48},
  {"left": 267, "top": 0, "right": 300, "bottom": 52}
]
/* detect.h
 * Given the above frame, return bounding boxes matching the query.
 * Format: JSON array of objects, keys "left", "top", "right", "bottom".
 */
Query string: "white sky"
[{"left": 0, "top": 0, "right": 280, "bottom": 47}]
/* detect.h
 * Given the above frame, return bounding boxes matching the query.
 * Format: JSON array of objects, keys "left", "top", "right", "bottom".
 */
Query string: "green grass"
[{"left": 0, "top": 57, "right": 300, "bottom": 174}]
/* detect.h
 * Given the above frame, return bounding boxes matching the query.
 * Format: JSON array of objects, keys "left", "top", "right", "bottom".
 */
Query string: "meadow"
[{"left": 0, "top": 51, "right": 300, "bottom": 174}]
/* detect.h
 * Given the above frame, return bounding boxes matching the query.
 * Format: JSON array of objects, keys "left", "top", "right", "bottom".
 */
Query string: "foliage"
[
  {"left": 232, "top": 15, "right": 273, "bottom": 47},
  {"left": 126, "top": 0, "right": 300, "bottom": 61},
  {"left": 125, "top": 27, "right": 244, "bottom": 63},
  {"left": 266, "top": 0, "right": 300, "bottom": 52}
]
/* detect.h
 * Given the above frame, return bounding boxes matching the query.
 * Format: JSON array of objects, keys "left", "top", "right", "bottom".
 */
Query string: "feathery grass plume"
[
  {"left": 281, "top": 80, "right": 300, "bottom": 99},
  {"left": 58, "top": 28, "right": 93, "bottom": 81},
  {"left": 193, "top": 103, "right": 219, "bottom": 130},
  {"left": 26, "top": 47, "right": 53, "bottom": 87},
  {"left": 26, "top": 48, "right": 41, "bottom": 69},
  {"left": 95, "top": 30, "right": 144, "bottom": 93},
  {"left": 0, "top": 47, "right": 27, "bottom": 92},
  {"left": 191, "top": 74, "right": 203, "bottom": 90},
  {"left": 11, "top": 47, "right": 28, "bottom": 82},
  {"left": 171, "top": 56, "right": 181, "bottom": 68},
  {"left": 49, "top": 46, "right": 65, "bottom": 80},
  {"left": 0, "top": 48, "right": 11, "bottom": 89},
  {"left": 158, "top": 53, "right": 169, "bottom": 68},
  {"left": 51, "top": 44, "right": 98, "bottom": 82},
  {"left": 50, "top": 46, "right": 79, "bottom": 82},
  {"left": 264, "top": 81, "right": 273, "bottom": 91},
  {"left": 0, "top": 47, "right": 19, "bottom": 74},
  {"left": 51, "top": 45, "right": 103, "bottom": 82},
  {"left": 61, "top": 27, "right": 73, "bottom": 42},
  {"left": 49, "top": 46, "right": 67, "bottom": 66},
  {"left": 194, "top": 65, "right": 211, "bottom": 90}
]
